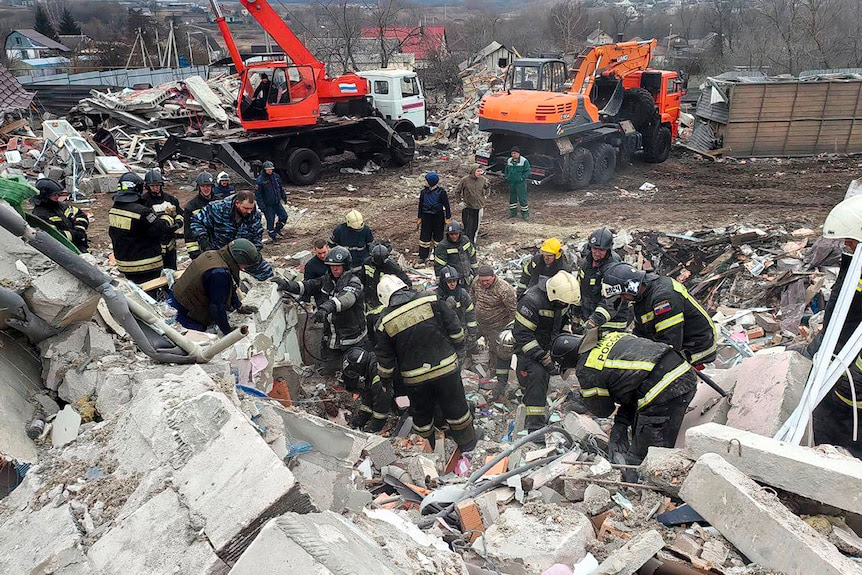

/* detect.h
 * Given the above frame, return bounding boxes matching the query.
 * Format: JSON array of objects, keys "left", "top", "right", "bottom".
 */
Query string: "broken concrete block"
[
  {"left": 685, "top": 422, "right": 862, "bottom": 517},
  {"left": 474, "top": 490, "right": 500, "bottom": 526},
  {"left": 0, "top": 331, "right": 42, "bottom": 463},
  {"left": 755, "top": 312, "right": 781, "bottom": 333},
  {"left": 680, "top": 453, "right": 861, "bottom": 575},
  {"left": 471, "top": 504, "right": 595, "bottom": 575},
  {"left": 229, "top": 512, "right": 403, "bottom": 575},
  {"left": 725, "top": 351, "right": 810, "bottom": 437},
  {"left": 407, "top": 454, "right": 439, "bottom": 488},
  {"left": 594, "top": 530, "right": 664, "bottom": 575},
  {"left": 24, "top": 268, "right": 100, "bottom": 327},
  {"left": 58, "top": 367, "right": 101, "bottom": 404},
  {"left": 94, "top": 369, "right": 132, "bottom": 418},
  {"left": 363, "top": 435, "right": 397, "bottom": 469},
  {"left": 562, "top": 412, "right": 609, "bottom": 446},
  {"left": 0, "top": 503, "right": 93, "bottom": 574},
  {"left": 242, "top": 280, "right": 281, "bottom": 324},
  {"left": 675, "top": 367, "right": 737, "bottom": 447},
  {"left": 88, "top": 488, "right": 227, "bottom": 574},
  {"left": 583, "top": 483, "right": 612, "bottom": 515},
  {"left": 638, "top": 447, "right": 694, "bottom": 497},
  {"left": 52, "top": 404, "right": 81, "bottom": 448},
  {"left": 562, "top": 467, "right": 590, "bottom": 502}
]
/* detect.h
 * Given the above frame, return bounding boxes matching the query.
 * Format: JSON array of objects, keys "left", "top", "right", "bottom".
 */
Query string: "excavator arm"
[{"left": 570, "top": 40, "right": 657, "bottom": 97}]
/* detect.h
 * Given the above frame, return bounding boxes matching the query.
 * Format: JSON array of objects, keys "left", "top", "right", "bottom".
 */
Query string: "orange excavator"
[
  {"left": 157, "top": 0, "right": 414, "bottom": 185},
  {"left": 476, "top": 40, "right": 682, "bottom": 189}
]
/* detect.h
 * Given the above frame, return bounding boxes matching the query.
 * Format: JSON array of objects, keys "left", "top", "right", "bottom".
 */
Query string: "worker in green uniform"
[{"left": 504, "top": 146, "right": 531, "bottom": 221}]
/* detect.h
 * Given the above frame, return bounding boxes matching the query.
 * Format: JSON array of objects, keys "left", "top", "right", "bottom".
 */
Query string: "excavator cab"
[
  {"left": 504, "top": 59, "right": 569, "bottom": 92},
  {"left": 238, "top": 63, "right": 321, "bottom": 130}
]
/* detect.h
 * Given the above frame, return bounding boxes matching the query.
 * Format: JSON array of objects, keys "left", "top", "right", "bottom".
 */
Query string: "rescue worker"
[
  {"left": 341, "top": 347, "right": 392, "bottom": 433},
  {"left": 505, "top": 146, "right": 531, "bottom": 220},
  {"left": 517, "top": 238, "right": 571, "bottom": 300},
  {"left": 433, "top": 220, "right": 478, "bottom": 285},
  {"left": 493, "top": 323, "right": 516, "bottom": 399},
  {"left": 550, "top": 330, "right": 698, "bottom": 465},
  {"left": 254, "top": 160, "right": 287, "bottom": 241},
  {"left": 32, "top": 178, "right": 89, "bottom": 253},
  {"left": 108, "top": 172, "right": 175, "bottom": 285},
  {"left": 271, "top": 246, "right": 366, "bottom": 375},
  {"left": 140, "top": 168, "right": 183, "bottom": 270},
  {"left": 301, "top": 239, "right": 330, "bottom": 306},
  {"left": 360, "top": 243, "right": 411, "bottom": 343},
  {"left": 214, "top": 171, "right": 235, "bottom": 199},
  {"left": 602, "top": 262, "right": 718, "bottom": 366},
  {"left": 183, "top": 171, "right": 215, "bottom": 260},
  {"left": 578, "top": 227, "right": 632, "bottom": 333},
  {"left": 513, "top": 270, "right": 581, "bottom": 431},
  {"left": 435, "top": 266, "right": 479, "bottom": 353},
  {"left": 168, "top": 239, "right": 259, "bottom": 335},
  {"left": 469, "top": 265, "right": 517, "bottom": 392},
  {"left": 374, "top": 274, "right": 478, "bottom": 451},
  {"left": 190, "top": 190, "right": 272, "bottom": 280},
  {"left": 453, "top": 165, "right": 489, "bottom": 244},
  {"left": 417, "top": 171, "right": 451, "bottom": 264},
  {"left": 329, "top": 210, "right": 374, "bottom": 269}
]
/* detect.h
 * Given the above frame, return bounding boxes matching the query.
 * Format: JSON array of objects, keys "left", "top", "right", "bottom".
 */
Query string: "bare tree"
[
  {"left": 364, "top": 0, "right": 421, "bottom": 68},
  {"left": 315, "top": 0, "right": 363, "bottom": 73},
  {"left": 608, "top": 5, "right": 635, "bottom": 38},
  {"left": 421, "top": 47, "right": 462, "bottom": 103},
  {"left": 546, "top": 0, "right": 589, "bottom": 53}
]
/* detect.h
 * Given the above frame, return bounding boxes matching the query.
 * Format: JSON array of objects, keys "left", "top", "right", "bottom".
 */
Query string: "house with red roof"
[{"left": 360, "top": 25, "right": 447, "bottom": 67}]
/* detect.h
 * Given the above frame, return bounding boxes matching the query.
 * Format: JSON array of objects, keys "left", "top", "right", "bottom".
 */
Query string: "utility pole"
[{"left": 187, "top": 30, "right": 194, "bottom": 66}]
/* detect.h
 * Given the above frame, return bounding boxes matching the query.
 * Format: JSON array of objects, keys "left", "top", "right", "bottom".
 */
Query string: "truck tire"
[
  {"left": 644, "top": 126, "right": 672, "bottom": 163},
  {"left": 287, "top": 148, "right": 321, "bottom": 185},
  {"left": 566, "top": 147, "right": 594, "bottom": 189},
  {"left": 391, "top": 131, "right": 415, "bottom": 166},
  {"left": 618, "top": 88, "right": 659, "bottom": 135},
  {"left": 590, "top": 143, "right": 617, "bottom": 183}
]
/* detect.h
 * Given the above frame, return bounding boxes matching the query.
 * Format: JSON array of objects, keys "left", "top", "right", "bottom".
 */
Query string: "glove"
[
  {"left": 365, "top": 417, "right": 386, "bottom": 433},
  {"left": 539, "top": 352, "right": 553, "bottom": 369},
  {"left": 197, "top": 236, "right": 211, "bottom": 252},
  {"left": 271, "top": 276, "right": 299, "bottom": 293},
  {"left": 280, "top": 193, "right": 287, "bottom": 203},
  {"left": 313, "top": 301, "right": 335, "bottom": 323},
  {"left": 608, "top": 422, "right": 630, "bottom": 463},
  {"left": 445, "top": 218, "right": 451, "bottom": 226},
  {"left": 236, "top": 304, "right": 257, "bottom": 315},
  {"left": 584, "top": 318, "right": 598, "bottom": 331}
]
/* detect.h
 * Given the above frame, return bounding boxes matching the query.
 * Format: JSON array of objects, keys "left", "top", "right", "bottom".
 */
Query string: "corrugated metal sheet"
[
  {"left": 689, "top": 119, "right": 719, "bottom": 152},
  {"left": 17, "top": 65, "right": 210, "bottom": 87},
  {"left": 27, "top": 84, "right": 106, "bottom": 115},
  {"left": 695, "top": 88, "right": 730, "bottom": 124}
]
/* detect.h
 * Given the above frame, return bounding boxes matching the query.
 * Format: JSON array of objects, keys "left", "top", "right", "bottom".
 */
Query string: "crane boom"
[
  {"left": 570, "top": 40, "right": 657, "bottom": 96},
  {"left": 236, "top": 0, "right": 323, "bottom": 72}
]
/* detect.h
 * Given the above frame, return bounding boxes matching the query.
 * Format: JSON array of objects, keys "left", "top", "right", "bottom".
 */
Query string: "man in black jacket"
[
  {"left": 341, "top": 347, "right": 392, "bottom": 433},
  {"left": 183, "top": 172, "right": 215, "bottom": 260},
  {"left": 141, "top": 168, "right": 183, "bottom": 270},
  {"left": 360, "top": 243, "right": 411, "bottom": 342},
  {"left": 578, "top": 227, "right": 631, "bottom": 333},
  {"left": 32, "top": 178, "right": 89, "bottom": 253},
  {"left": 517, "top": 237, "right": 571, "bottom": 300}
]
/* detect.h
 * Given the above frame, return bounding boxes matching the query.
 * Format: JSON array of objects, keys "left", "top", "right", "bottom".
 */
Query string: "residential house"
[
  {"left": 360, "top": 25, "right": 447, "bottom": 67},
  {"left": 4, "top": 30, "right": 71, "bottom": 77},
  {"left": 458, "top": 41, "right": 514, "bottom": 73},
  {"left": 586, "top": 29, "right": 613, "bottom": 46}
]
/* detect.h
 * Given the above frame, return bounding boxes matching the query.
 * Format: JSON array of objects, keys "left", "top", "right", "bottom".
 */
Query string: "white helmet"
[
  {"left": 377, "top": 274, "right": 407, "bottom": 307},
  {"left": 546, "top": 270, "right": 581, "bottom": 306},
  {"left": 216, "top": 171, "right": 230, "bottom": 184},
  {"left": 346, "top": 209, "right": 364, "bottom": 230},
  {"left": 824, "top": 195, "right": 862, "bottom": 242}
]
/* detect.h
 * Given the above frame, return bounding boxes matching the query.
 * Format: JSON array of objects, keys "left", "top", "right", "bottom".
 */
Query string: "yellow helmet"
[
  {"left": 346, "top": 209, "right": 364, "bottom": 230},
  {"left": 540, "top": 237, "right": 562, "bottom": 258},
  {"left": 546, "top": 270, "right": 581, "bottom": 306}
]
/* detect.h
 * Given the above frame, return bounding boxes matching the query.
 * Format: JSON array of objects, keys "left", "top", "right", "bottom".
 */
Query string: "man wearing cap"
[
  {"left": 517, "top": 237, "right": 571, "bottom": 300},
  {"left": 470, "top": 265, "right": 517, "bottom": 382},
  {"left": 454, "top": 166, "right": 490, "bottom": 244},
  {"left": 417, "top": 171, "right": 451, "bottom": 264},
  {"left": 254, "top": 160, "right": 287, "bottom": 241},
  {"left": 168, "top": 239, "right": 260, "bottom": 335},
  {"left": 329, "top": 210, "right": 374, "bottom": 270},
  {"left": 504, "top": 147, "right": 531, "bottom": 220}
]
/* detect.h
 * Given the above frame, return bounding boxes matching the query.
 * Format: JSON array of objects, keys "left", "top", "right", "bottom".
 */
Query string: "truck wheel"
[
  {"left": 644, "top": 126, "right": 672, "bottom": 163},
  {"left": 566, "top": 147, "right": 594, "bottom": 189},
  {"left": 590, "top": 143, "right": 617, "bottom": 183},
  {"left": 287, "top": 148, "right": 321, "bottom": 185},
  {"left": 618, "top": 88, "right": 659, "bottom": 135},
  {"left": 392, "top": 131, "right": 415, "bottom": 166}
]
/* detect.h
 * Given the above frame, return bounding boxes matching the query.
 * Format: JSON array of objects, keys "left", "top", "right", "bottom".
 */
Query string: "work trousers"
[
  {"left": 813, "top": 392, "right": 862, "bottom": 459},
  {"left": 508, "top": 182, "right": 528, "bottom": 219},
  {"left": 408, "top": 371, "right": 477, "bottom": 451},
  {"left": 261, "top": 203, "right": 288, "bottom": 237},
  {"left": 418, "top": 213, "right": 445, "bottom": 261},
  {"left": 163, "top": 247, "right": 178, "bottom": 271},
  {"left": 629, "top": 387, "right": 696, "bottom": 464},
  {"left": 350, "top": 379, "right": 393, "bottom": 432},
  {"left": 461, "top": 207, "right": 482, "bottom": 244},
  {"left": 125, "top": 268, "right": 163, "bottom": 286},
  {"left": 516, "top": 354, "right": 550, "bottom": 431}
]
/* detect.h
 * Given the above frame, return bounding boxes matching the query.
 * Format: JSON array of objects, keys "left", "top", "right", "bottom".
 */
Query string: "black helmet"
[
  {"left": 446, "top": 220, "right": 463, "bottom": 235},
  {"left": 439, "top": 265, "right": 460, "bottom": 284},
  {"left": 34, "top": 178, "right": 65, "bottom": 203},
  {"left": 550, "top": 333, "right": 585, "bottom": 371},
  {"left": 115, "top": 172, "right": 144, "bottom": 201},
  {"left": 371, "top": 244, "right": 390, "bottom": 266},
  {"left": 196, "top": 171, "right": 215, "bottom": 191},
  {"left": 342, "top": 347, "right": 374, "bottom": 381},
  {"left": 325, "top": 245, "right": 352, "bottom": 268},
  {"left": 144, "top": 168, "right": 164, "bottom": 188},
  {"left": 588, "top": 226, "right": 614, "bottom": 251},
  {"left": 602, "top": 262, "right": 647, "bottom": 298},
  {"left": 262, "top": 160, "right": 275, "bottom": 170}
]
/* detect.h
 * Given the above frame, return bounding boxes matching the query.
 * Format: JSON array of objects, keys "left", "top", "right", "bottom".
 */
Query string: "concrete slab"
[
  {"left": 638, "top": 446, "right": 694, "bottom": 497},
  {"left": 24, "top": 268, "right": 100, "bottom": 328},
  {"left": 675, "top": 367, "right": 737, "bottom": 447},
  {"left": 685, "top": 422, "right": 862, "bottom": 517},
  {"left": 52, "top": 404, "right": 81, "bottom": 448},
  {"left": 185, "top": 75, "right": 229, "bottom": 124},
  {"left": 594, "top": 530, "right": 664, "bottom": 575},
  {"left": 0, "top": 503, "right": 93, "bottom": 574},
  {"left": 680, "top": 453, "right": 862, "bottom": 575},
  {"left": 0, "top": 331, "right": 41, "bottom": 462}
]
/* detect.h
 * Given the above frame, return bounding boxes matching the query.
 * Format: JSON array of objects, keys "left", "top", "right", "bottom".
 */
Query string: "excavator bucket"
[{"left": 599, "top": 82, "right": 624, "bottom": 118}]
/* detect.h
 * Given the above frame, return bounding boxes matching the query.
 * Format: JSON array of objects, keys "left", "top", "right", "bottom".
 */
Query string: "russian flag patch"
[{"left": 653, "top": 300, "right": 672, "bottom": 315}]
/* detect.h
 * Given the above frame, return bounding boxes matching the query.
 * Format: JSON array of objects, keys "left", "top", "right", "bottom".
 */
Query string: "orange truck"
[{"left": 476, "top": 40, "right": 682, "bottom": 189}]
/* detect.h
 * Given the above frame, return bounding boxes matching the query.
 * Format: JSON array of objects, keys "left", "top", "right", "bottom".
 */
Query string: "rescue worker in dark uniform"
[
  {"left": 140, "top": 168, "right": 183, "bottom": 270},
  {"left": 517, "top": 238, "right": 571, "bottom": 300},
  {"left": 361, "top": 244, "right": 412, "bottom": 343},
  {"left": 272, "top": 246, "right": 366, "bottom": 375},
  {"left": 433, "top": 220, "right": 477, "bottom": 285},
  {"left": 341, "top": 347, "right": 392, "bottom": 433},
  {"left": 168, "top": 239, "right": 259, "bottom": 335},
  {"left": 434, "top": 266, "right": 479, "bottom": 353},
  {"left": 183, "top": 172, "right": 215, "bottom": 260},
  {"left": 330, "top": 210, "right": 374, "bottom": 270},
  {"left": 374, "top": 274, "right": 478, "bottom": 451},
  {"left": 602, "top": 262, "right": 718, "bottom": 367},
  {"left": 417, "top": 171, "right": 451, "bottom": 264},
  {"left": 108, "top": 172, "right": 174, "bottom": 285},
  {"left": 214, "top": 171, "right": 235, "bottom": 200},
  {"left": 513, "top": 270, "right": 581, "bottom": 431},
  {"left": 551, "top": 330, "right": 698, "bottom": 465},
  {"left": 32, "top": 178, "right": 89, "bottom": 253},
  {"left": 578, "top": 227, "right": 631, "bottom": 333}
]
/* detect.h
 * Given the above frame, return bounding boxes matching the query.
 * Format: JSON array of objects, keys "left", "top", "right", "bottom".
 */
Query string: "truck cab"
[{"left": 358, "top": 70, "right": 428, "bottom": 136}]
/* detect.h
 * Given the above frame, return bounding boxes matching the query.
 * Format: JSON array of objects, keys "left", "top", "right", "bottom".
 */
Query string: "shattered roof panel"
[{"left": 0, "top": 65, "right": 35, "bottom": 113}]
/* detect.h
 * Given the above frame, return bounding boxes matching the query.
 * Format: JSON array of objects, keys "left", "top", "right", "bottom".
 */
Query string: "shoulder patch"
[
  {"left": 145, "top": 213, "right": 158, "bottom": 223},
  {"left": 519, "top": 306, "right": 534, "bottom": 318},
  {"left": 653, "top": 300, "right": 672, "bottom": 315}
]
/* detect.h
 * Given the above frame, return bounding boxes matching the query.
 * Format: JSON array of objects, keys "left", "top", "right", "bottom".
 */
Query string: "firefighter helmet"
[
  {"left": 439, "top": 265, "right": 460, "bottom": 284},
  {"left": 325, "top": 245, "right": 352, "bottom": 268},
  {"left": 216, "top": 171, "right": 230, "bottom": 184},
  {"left": 227, "top": 239, "right": 261, "bottom": 266},
  {"left": 824, "top": 195, "right": 862, "bottom": 242},
  {"left": 342, "top": 347, "right": 374, "bottom": 381},
  {"left": 195, "top": 171, "right": 214, "bottom": 191},
  {"left": 346, "top": 209, "right": 364, "bottom": 230},
  {"left": 371, "top": 244, "right": 390, "bottom": 266},
  {"left": 496, "top": 324, "right": 515, "bottom": 359},
  {"left": 540, "top": 237, "right": 562, "bottom": 258},
  {"left": 588, "top": 227, "right": 613, "bottom": 251},
  {"left": 446, "top": 220, "right": 463, "bottom": 235},
  {"left": 550, "top": 334, "right": 585, "bottom": 370},
  {"left": 602, "top": 262, "right": 646, "bottom": 297},
  {"left": 144, "top": 168, "right": 164, "bottom": 187},
  {"left": 546, "top": 270, "right": 581, "bottom": 305},
  {"left": 115, "top": 172, "right": 144, "bottom": 201},
  {"left": 377, "top": 274, "right": 407, "bottom": 307},
  {"left": 34, "top": 178, "right": 66, "bottom": 202}
]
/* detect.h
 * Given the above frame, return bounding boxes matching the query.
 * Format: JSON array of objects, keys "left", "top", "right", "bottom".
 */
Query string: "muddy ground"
[{"left": 83, "top": 147, "right": 860, "bottom": 265}]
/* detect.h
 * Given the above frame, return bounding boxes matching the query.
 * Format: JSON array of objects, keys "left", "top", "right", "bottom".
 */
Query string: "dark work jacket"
[
  {"left": 141, "top": 190, "right": 184, "bottom": 254},
  {"left": 213, "top": 183, "right": 235, "bottom": 200},
  {"left": 517, "top": 254, "right": 571, "bottom": 298},
  {"left": 417, "top": 186, "right": 451, "bottom": 218},
  {"left": 295, "top": 270, "right": 366, "bottom": 349},
  {"left": 108, "top": 199, "right": 173, "bottom": 276},
  {"left": 822, "top": 253, "right": 862, "bottom": 350},
  {"left": 513, "top": 285, "right": 570, "bottom": 360},
  {"left": 302, "top": 255, "right": 329, "bottom": 306},
  {"left": 254, "top": 172, "right": 285, "bottom": 207},
  {"left": 578, "top": 250, "right": 632, "bottom": 330},
  {"left": 360, "top": 256, "right": 411, "bottom": 313},
  {"left": 433, "top": 235, "right": 478, "bottom": 283},
  {"left": 183, "top": 192, "right": 213, "bottom": 259},
  {"left": 32, "top": 200, "right": 89, "bottom": 252},
  {"left": 171, "top": 249, "right": 241, "bottom": 335},
  {"left": 433, "top": 282, "right": 478, "bottom": 342},
  {"left": 329, "top": 223, "right": 374, "bottom": 267}
]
